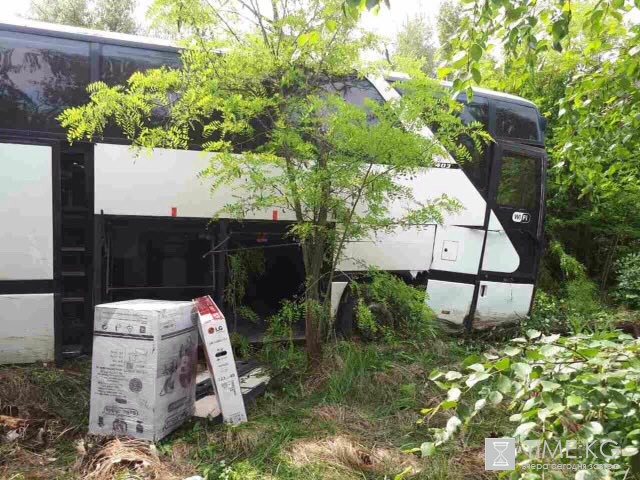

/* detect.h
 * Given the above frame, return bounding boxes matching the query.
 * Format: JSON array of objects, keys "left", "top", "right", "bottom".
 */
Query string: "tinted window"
[
  {"left": 332, "top": 78, "right": 384, "bottom": 107},
  {"left": 495, "top": 100, "right": 540, "bottom": 141},
  {"left": 496, "top": 153, "right": 538, "bottom": 210},
  {"left": 100, "top": 44, "right": 180, "bottom": 85},
  {"left": 460, "top": 98, "right": 489, "bottom": 129},
  {"left": 325, "top": 77, "right": 384, "bottom": 122},
  {"left": 0, "top": 31, "right": 90, "bottom": 132}
]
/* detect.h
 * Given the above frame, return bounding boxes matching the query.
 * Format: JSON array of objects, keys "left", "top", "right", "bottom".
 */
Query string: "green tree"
[
  {"left": 392, "top": 14, "right": 436, "bottom": 76},
  {"left": 442, "top": 0, "right": 640, "bottom": 293},
  {"left": 29, "top": 0, "right": 92, "bottom": 28},
  {"left": 92, "top": 0, "right": 137, "bottom": 34},
  {"left": 59, "top": 0, "right": 481, "bottom": 363},
  {"left": 29, "top": 0, "right": 138, "bottom": 34},
  {"left": 435, "top": 0, "right": 462, "bottom": 64}
]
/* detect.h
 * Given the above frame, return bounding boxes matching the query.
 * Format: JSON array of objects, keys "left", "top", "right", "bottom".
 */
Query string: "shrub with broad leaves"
[{"left": 418, "top": 330, "right": 640, "bottom": 479}]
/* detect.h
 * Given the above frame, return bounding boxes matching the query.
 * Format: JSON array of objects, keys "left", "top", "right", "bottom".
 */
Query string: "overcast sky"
[{"left": 0, "top": 0, "right": 442, "bottom": 42}]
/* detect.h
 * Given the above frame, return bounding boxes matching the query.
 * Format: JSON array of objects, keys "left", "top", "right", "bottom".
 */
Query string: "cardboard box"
[
  {"left": 193, "top": 296, "right": 247, "bottom": 424},
  {"left": 88, "top": 300, "right": 198, "bottom": 441}
]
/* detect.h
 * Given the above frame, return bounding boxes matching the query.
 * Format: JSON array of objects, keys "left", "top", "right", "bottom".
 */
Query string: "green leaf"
[
  {"left": 447, "top": 387, "right": 462, "bottom": 401},
  {"left": 466, "top": 372, "right": 491, "bottom": 388},
  {"left": 469, "top": 43, "right": 483, "bottom": 61},
  {"left": 526, "top": 329, "right": 541, "bottom": 339},
  {"left": 583, "top": 421, "right": 603, "bottom": 436},
  {"left": 515, "top": 422, "right": 537, "bottom": 438},
  {"left": 488, "top": 391, "right": 503, "bottom": 405},
  {"left": 445, "top": 371, "right": 463, "bottom": 381},
  {"left": 496, "top": 374, "right": 512, "bottom": 394},
  {"left": 541, "top": 381, "right": 561, "bottom": 392},
  {"left": 503, "top": 346, "right": 521, "bottom": 357},
  {"left": 451, "top": 51, "right": 468, "bottom": 69},
  {"left": 441, "top": 400, "right": 458, "bottom": 410},
  {"left": 577, "top": 348, "right": 599, "bottom": 358},
  {"left": 461, "top": 354, "right": 481, "bottom": 368},
  {"left": 566, "top": 395, "right": 583, "bottom": 407},
  {"left": 297, "top": 33, "right": 310, "bottom": 47},
  {"left": 540, "top": 344, "right": 561, "bottom": 357},
  {"left": 512, "top": 363, "right": 532, "bottom": 380},
  {"left": 436, "top": 66, "right": 452, "bottom": 79},
  {"left": 420, "top": 441, "right": 436, "bottom": 457},
  {"left": 474, "top": 398, "right": 487, "bottom": 411},
  {"left": 308, "top": 30, "right": 321, "bottom": 45},
  {"left": 621, "top": 446, "right": 638, "bottom": 457},
  {"left": 494, "top": 357, "right": 510, "bottom": 371},
  {"left": 467, "top": 363, "right": 485, "bottom": 372},
  {"left": 446, "top": 416, "right": 461, "bottom": 434},
  {"left": 326, "top": 19, "right": 337, "bottom": 32}
]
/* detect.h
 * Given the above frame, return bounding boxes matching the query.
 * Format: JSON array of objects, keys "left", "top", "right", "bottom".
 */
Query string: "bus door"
[{"left": 475, "top": 141, "right": 546, "bottom": 326}]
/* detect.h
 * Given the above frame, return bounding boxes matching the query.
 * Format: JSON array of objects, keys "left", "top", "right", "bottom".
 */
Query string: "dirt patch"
[{"left": 287, "top": 434, "right": 423, "bottom": 477}]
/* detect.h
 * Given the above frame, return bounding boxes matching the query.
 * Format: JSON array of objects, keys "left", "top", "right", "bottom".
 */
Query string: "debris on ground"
[{"left": 79, "top": 438, "right": 187, "bottom": 480}]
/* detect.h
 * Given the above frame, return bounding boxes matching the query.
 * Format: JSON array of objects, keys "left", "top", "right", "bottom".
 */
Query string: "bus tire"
[{"left": 335, "top": 286, "right": 356, "bottom": 338}]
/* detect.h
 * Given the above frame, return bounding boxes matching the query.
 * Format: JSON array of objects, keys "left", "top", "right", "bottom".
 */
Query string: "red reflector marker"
[
  {"left": 272, "top": 209, "right": 278, "bottom": 221},
  {"left": 171, "top": 207, "right": 177, "bottom": 217}
]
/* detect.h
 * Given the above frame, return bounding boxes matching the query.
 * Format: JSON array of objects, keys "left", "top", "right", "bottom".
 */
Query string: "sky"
[{"left": 0, "top": 0, "right": 443, "bottom": 42}]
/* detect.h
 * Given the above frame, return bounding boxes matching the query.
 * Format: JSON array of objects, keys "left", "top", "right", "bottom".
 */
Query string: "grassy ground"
[{"left": 0, "top": 338, "right": 508, "bottom": 480}]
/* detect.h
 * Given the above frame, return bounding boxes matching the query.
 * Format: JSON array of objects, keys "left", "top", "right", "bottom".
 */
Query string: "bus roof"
[
  {"left": 0, "top": 17, "right": 178, "bottom": 52},
  {"left": 385, "top": 72, "right": 537, "bottom": 108}
]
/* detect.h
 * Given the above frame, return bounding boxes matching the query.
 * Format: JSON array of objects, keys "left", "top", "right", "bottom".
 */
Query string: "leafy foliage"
[
  {"left": 224, "top": 250, "right": 265, "bottom": 322},
  {"left": 353, "top": 269, "right": 437, "bottom": 341},
  {"left": 422, "top": 331, "right": 640, "bottom": 477},
  {"left": 613, "top": 253, "right": 640, "bottom": 310},
  {"left": 260, "top": 300, "right": 307, "bottom": 373}
]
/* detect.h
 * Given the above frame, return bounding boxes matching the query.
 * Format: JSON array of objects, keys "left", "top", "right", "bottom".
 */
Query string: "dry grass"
[
  {"left": 287, "top": 434, "right": 423, "bottom": 478},
  {"left": 79, "top": 438, "right": 190, "bottom": 480}
]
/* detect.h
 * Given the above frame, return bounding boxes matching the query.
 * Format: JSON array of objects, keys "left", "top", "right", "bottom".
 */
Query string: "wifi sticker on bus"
[{"left": 512, "top": 212, "right": 531, "bottom": 224}]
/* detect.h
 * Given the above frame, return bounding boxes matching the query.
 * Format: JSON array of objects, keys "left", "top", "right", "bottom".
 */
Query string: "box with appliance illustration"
[
  {"left": 88, "top": 300, "right": 198, "bottom": 441},
  {"left": 193, "top": 296, "right": 247, "bottom": 424}
]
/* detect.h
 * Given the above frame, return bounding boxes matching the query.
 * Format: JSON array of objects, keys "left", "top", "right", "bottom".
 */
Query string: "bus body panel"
[
  {"left": 0, "top": 294, "right": 55, "bottom": 364},
  {"left": 425, "top": 280, "right": 475, "bottom": 326},
  {"left": 0, "top": 143, "right": 53, "bottom": 280},
  {"left": 474, "top": 281, "right": 534, "bottom": 328}
]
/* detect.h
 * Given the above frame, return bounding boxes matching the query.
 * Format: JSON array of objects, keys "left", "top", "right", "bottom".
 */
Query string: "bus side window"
[
  {"left": 0, "top": 31, "right": 90, "bottom": 132},
  {"left": 496, "top": 153, "right": 537, "bottom": 210},
  {"left": 99, "top": 44, "right": 180, "bottom": 139},
  {"left": 100, "top": 44, "right": 180, "bottom": 85},
  {"left": 325, "top": 77, "right": 384, "bottom": 123},
  {"left": 495, "top": 100, "right": 540, "bottom": 142}
]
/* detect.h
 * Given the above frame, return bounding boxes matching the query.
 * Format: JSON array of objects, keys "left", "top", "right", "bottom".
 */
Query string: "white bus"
[{"left": 0, "top": 20, "right": 546, "bottom": 364}]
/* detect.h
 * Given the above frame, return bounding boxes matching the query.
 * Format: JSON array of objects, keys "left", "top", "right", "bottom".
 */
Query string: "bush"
[
  {"left": 526, "top": 289, "right": 565, "bottom": 334},
  {"left": 613, "top": 253, "right": 640, "bottom": 310},
  {"left": 259, "top": 300, "right": 306, "bottom": 373},
  {"left": 353, "top": 269, "right": 437, "bottom": 341},
  {"left": 421, "top": 331, "right": 640, "bottom": 477}
]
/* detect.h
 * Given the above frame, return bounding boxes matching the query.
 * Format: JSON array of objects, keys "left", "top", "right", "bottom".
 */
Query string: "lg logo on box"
[{"left": 512, "top": 211, "right": 531, "bottom": 224}]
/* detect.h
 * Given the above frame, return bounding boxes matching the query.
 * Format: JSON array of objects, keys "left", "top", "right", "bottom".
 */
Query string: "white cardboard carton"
[
  {"left": 88, "top": 300, "right": 198, "bottom": 441},
  {"left": 193, "top": 296, "right": 247, "bottom": 424}
]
